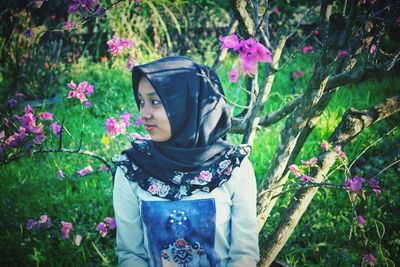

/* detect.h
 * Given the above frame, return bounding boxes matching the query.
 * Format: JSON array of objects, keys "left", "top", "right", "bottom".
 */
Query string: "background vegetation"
[{"left": 0, "top": 0, "right": 399, "bottom": 266}]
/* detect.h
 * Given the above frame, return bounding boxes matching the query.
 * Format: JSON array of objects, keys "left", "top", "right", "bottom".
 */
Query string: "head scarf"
[{"left": 113, "top": 56, "right": 251, "bottom": 200}]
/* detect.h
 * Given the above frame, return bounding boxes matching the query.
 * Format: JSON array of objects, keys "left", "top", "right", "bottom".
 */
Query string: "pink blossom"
[
  {"left": 77, "top": 92, "right": 88, "bottom": 103},
  {"left": 96, "top": 222, "right": 108, "bottom": 237},
  {"left": 26, "top": 219, "right": 39, "bottom": 230},
  {"left": 38, "top": 214, "right": 52, "bottom": 228},
  {"left": 63, "top": 21, "right": 76, "bottom": 31},
  {"left": 57, "top": 169, "right": 64, "bottom": 179},
  {"left": 8, "top": 98, "right": 17, "bottom": 108},
  {"left": 300, "top": 175, "right": 311, "bottom": 182},
  {"left": 363, "top": 253, "right": 377, "bottom": 266},
  {"left": 61, "top": 221, "right": 73, "bottom": 239},
  {"left": 292, "top": 72, "right": 299, "bottom": 79},
  {"left": 301, "top": 157, "right": 318, "bottom": 167},
  {"left": 104, "top": 217, "right": 116, "bottom": 230},
  {"left": 302, "top": 45, "right": 314, "bottom": 54},
  {"left": 198, "top": 170, "right": 212, "bottom": 182},
  {"left": 134, "top": 116, "right": 143, "bottom": 126},
  {"left": 242, "top": 60, "right": 259, "bottom": 75},
  {"left": 67, "top": 81, "right": 94, "bottom": 103},
  {"left": 5, "top": 135, "right": 17, "bottom": 146},
  {"left": 368, "top": 177, "right": 381, "bottom": 195},
  {"left": 345, "top": 176, "right": 365, "bottom": 193},
  {"left": 289, "top": 164, "right": 302, "bottom": 177},
  {"left": 272, "top": 7, "right": 279, "bottom": 14},
  {"left": 119, "top": 112, "right": 132, "bottom": 127},
  {"left": 321, "top": 140, "right": 330, "bottom": 150},
  {"left": 219, "top": 35, "right": 272, "bottom": 76},
  {"left": 357, "top": 215, "right": 366, "bottom": 228},
  {"left": 50, "top": 122, "right": 62, "bottom": 136},
  {"left": 85, "top": 101, "right": 91, "bottom": 107},
  {"left": 228, "top": 68, "right": 238, "bottom": 83},
  {"left": 337, "top": 50, "right": 349, "bottom": 58},
  {"left": 15, "top": 92, "right": 25, "bottom": 100},
  {"left": 67, "top": 81, "right": 76, "bottom": 89},
  {"left": 219, "top": 34, "right": 239, "bottom": 50},
  {"left": 77, "top": 166, "right": 93, "bottom": 177},
  {"left": 77, "top": 81, "right": 88, "bottom": 93},
  {"left": 396, "top": 17, "right": 400, "bottom": 24},
  {"left": 127, "top": 56, "right": 135, "bottom": 70},
  {"left": 2, "top": 118, "right": 9, "bottom": 126},
  {"left": 105, "top": 117, "right": 126, "bottom": 138},
  {"left": 33, "top": 134, "right": 46, "bottom": 144},
  {"left": 107, "top": 34, "right": 134, "bottom": 56},
  {"left": 24, "top": 105, "right": 34, "bottom": 114},
  {"left": 98, "top": 164, "right": 109, "bottom": 171},
  {"left": 0, "top": 130, "right": 4, "bottom": 139},
  {"left": 298, "top": 70, "right": 304, "bottom": 75},
  {"left": 86, "top": 85, "right": 94, "bottom": 95},
  {"left": 369, "top": 44, "right": 377, "bottom": 54},
  {"left": 68, "top": 90, "right": 77, "bottom": 98},
  {"left": 334, "top": 145, "right": 346, "bottom": 158},
  {"left": 148, "top": 184, "right": 160, "bottom": 195},
  {"left": 38, "top": 112, "right": 53, "bottom": 120}
]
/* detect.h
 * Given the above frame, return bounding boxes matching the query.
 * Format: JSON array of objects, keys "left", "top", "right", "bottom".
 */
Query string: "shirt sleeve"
[
  {"left": 227, "top": 156, "right": 260, "bottom": 267},
  {"left": 113, "top": 166, "right": 149, "bottom": 267}
]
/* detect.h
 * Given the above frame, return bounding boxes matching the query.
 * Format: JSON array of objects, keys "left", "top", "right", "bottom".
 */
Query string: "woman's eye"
[
  {"left": 152, "top": 100, "right": 161, "bottom": 105},
  {"left": 139, "top": 100, "right": 144, "bottom": 107}
]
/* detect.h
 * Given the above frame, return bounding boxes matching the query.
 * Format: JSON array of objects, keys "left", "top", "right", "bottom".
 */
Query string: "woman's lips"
[{"left": 145, "top": 125, "right": 155, "bottom": 131}]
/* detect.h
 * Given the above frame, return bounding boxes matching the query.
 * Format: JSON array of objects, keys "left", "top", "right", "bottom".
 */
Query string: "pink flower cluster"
[
  {"left": 1, "top": 105, "right": 62, "bottom": 156},
  {"left": 334, "top": 145, "right": 346, "bottom": 158},
  {"left": 67, "top": 80, "right": 94, "bottom": 106},
  {"left": 26, "top": 214, "right": 52, "bottom": 230},
  {"left": 289, "top": 157, "right": 319, "bottom": 183},
  {"left": 105, "top": 112, "right": 133, "bottom": 138},
  {"left": 106, "top": 34, "right": 135, "bottom": 70},
  {"left": 363, "top": 253, "right": 377, "bottom": 266},
  {"left": 76, "top": 166, "right": 93, "bottom": 177},
  {"left": 61, "top": 221, "right": 73, "bottom": 239},
  {"left": 302, "top": 45, "right": 314, "bottom": 54},
  {"left": 345, "top": 176, "right": 365, "bottom": 193},
  {"left": 292, "top": 70, "right": 305, "bottom": 79},
  {"left": 345, "top": 176, "right": 381, "bottom": 195},
  {"left": 107, "top": 34, "right": 134, "bottom": 57},
  {"left": 66, "top": 0, "right": 105, "bottom": 16},
  {"left": 337, "top": 50, "right": 349, "bottom": 58},
  {"left": 63, "top": 21, "right": 76, "bottom": 31},
  {"left": 357, "top": 215, "right": 366, "bottom": 228},
  {"left": 219, "top": 34, "right": 272, "bottom": 78},
  {"left": 56, "top": 169, "right": 65, "bottom": 179},
  {"left": 7, "top": 92, "right": 25, "bottom": 108},
  {"left": 96, "top": 217, "right": 116, "bottom": 237}
]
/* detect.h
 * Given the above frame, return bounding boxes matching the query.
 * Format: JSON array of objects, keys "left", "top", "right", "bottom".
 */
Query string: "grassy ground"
[{"left": 1, "top": 54, "right": 399, "bottom": 266}]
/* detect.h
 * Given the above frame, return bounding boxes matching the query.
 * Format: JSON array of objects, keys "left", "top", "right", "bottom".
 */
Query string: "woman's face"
[{"left": 138, "top": 77, "right": 172, "bottom": 142}]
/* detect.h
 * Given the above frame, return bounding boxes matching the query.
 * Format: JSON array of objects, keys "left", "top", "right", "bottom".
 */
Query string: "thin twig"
[
  {"left": 349, "top": 126, "right": 398, "bottom": 171},
  {"left": 375, "top": 158, "right": 400, "bottom": 177}
]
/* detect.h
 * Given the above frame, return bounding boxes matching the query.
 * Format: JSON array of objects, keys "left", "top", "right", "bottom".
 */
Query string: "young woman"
[{"left": 112, "top": 56, "right": 259, "bottom": 267}]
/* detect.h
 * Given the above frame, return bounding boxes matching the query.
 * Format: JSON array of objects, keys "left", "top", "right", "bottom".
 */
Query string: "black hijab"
[{"left": 113, "top": 56, "right": 251, "bottom": 200}]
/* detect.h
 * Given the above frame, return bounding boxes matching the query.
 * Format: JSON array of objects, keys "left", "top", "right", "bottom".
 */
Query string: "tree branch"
[{"left": 259, "top": 95, "right": 400, "bottom": 266}]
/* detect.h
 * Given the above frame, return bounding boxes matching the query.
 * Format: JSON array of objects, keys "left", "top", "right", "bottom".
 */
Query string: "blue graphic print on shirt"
[{"left": 141, "top": 199, "right": 220, "bottom": 267}]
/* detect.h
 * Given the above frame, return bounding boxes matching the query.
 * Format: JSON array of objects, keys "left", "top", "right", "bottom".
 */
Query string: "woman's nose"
[{"left": 140, "top": 105, "right": 153, "bottom": 119}]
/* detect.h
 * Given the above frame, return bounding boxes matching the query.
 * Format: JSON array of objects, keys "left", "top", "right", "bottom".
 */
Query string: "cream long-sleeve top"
[{"left": 113, "top": 156, "right": 259, "bottom": 267}]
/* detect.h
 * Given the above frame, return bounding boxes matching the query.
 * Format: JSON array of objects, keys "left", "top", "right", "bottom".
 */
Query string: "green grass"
[{"left": 1, "top": 54, "right": 399, "bottom": 266}]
